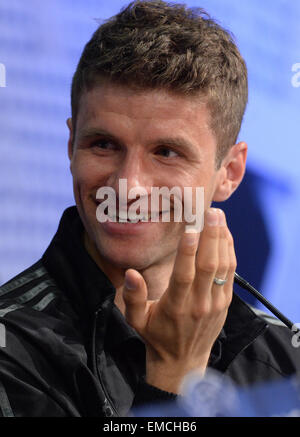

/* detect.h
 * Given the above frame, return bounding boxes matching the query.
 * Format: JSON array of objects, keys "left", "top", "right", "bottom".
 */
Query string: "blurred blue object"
[{"left": 133, "top": 368, "right": 300, "bottom": 417}]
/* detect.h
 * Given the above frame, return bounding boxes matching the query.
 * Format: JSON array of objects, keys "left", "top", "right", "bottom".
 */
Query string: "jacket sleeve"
[{"left": 132, "top": 377, "right": 178, "bottom": 409}]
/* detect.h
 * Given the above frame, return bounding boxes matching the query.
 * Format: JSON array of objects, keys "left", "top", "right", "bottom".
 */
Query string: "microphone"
[{"left": 234, "top": 272, "right": 300, "bottom": 333}]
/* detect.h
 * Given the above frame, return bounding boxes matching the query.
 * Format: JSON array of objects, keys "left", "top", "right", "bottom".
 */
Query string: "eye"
[
  {"left": 155, "top": 147, "right": 179, "bottom": 158},
  {"left": 91, "top": 139, "right": 117, "bottom": 150}
]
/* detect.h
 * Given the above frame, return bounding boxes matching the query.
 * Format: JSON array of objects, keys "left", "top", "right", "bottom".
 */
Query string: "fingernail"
[
  {"left": 125, "top": 274, "right": 136, "bottom": 290},
  {"left": 184, "top": 229, "right": 199, "bottom": 245},
  {"left": 219, "top": 209, "right": 226, "bottom": 226},
  {"left": 206, "top": 208, "right": 219, "bottom": 226}
]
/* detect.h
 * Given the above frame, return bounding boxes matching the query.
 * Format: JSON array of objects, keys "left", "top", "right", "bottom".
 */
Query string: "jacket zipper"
[{"left": 92, "top": 307, "right": 119, "bottom": 417}]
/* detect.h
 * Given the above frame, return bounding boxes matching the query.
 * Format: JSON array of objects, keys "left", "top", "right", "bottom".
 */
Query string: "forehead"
[{"left": 76, "top": 82, "right": 212, "bottom": 135}]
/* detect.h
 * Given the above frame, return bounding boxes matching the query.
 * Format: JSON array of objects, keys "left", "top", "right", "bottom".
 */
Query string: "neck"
[{"left": 83, "top": 232, "right": 175, "bottom": 315}]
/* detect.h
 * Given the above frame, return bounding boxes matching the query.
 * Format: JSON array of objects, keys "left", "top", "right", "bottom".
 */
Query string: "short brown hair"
[{"left": 71, "top": 0, "right": 248, "bottom": 166}]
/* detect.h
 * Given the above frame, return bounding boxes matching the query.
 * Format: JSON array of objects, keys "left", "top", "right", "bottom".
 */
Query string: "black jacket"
[{"left": 0, "top": 206, "right": 299, "bottom": 417}]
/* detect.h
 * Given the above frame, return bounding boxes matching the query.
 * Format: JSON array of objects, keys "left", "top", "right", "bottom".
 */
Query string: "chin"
[{"left": 97, "top": 246, "right": 154, "bottom": 271}]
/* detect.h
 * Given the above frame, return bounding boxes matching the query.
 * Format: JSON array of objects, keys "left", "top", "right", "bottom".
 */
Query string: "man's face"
[{"left": 68, "top": 82, "right": 229, "bottom": 271}]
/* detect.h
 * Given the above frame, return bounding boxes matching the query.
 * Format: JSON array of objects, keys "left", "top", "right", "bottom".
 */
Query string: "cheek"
[
  {"left": 204, "top": 176, "right": 220, "bottom": 207},
  {"left": 72, "top": 154, "right": 104, "bottom": 190},
  {"left": 71, "top": 161, "right": 99, "bottom": 212},
  {"left": 182, "top": 173, "right": 217, "bottom": 211}
]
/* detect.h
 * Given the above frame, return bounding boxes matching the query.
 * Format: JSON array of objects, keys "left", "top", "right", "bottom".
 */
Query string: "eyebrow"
[
  {"left": 77, "top": 127, "right": 195, "bottom": 151},
  {"left": 150, "top": 136, "right": 195, "bottom": 150},
  {"left": 77, "top": 128, "right": 119, "bottom": 141}
]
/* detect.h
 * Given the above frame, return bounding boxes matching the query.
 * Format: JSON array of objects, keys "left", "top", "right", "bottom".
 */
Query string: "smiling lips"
[
  {"left": 95, "top": 198, "right": 171, "bottom": 223},
  {"left": 106, "top": 211, "right": 169, "bottom": 223},
  {"left": 97, "top": 207, "right": 172, "bottom": 236},
  {"left": 100, "top": 214, "right": 159, "bottom": 236}
]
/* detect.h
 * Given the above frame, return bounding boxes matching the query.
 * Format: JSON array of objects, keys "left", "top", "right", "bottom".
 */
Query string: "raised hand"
[{"left": 122, "top": 208, "right": 236, "bottom": 393}]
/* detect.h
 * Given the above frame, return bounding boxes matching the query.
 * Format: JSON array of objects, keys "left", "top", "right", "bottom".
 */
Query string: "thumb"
[{"left": 123, "top": 269, "right": 148, "bottom": 331}]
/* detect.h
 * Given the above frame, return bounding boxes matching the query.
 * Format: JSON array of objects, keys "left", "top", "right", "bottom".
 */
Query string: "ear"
[
  {"left": 212, "top": 141, "right": 247, "bottom": 202},
  {"left": 66, "top": 118, "right": 74, "bottom": 171}
]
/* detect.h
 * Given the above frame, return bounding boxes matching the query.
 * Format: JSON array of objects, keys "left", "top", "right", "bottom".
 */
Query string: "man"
[{"left": 0, "top": 0, "right": 299, "bottom": 417}]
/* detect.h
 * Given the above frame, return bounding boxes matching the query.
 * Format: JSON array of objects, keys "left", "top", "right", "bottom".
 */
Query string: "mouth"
[
  {"left": 94, "top": 198, "right": 175, "bottom": 237},
  {"left": 97, "top": 210, "right": 161, "bottom": 236},
  {"left": 106, "top": 211, "right": 168, "bottom": 223}
]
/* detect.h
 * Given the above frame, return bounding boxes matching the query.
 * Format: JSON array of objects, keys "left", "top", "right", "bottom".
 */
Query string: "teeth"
[
  {"left": 107, "top": 214, "right": 150, "bottom": 222},
  {"left": 106, "top": 212, "right": 164, "bottom": 222},
  {"left": 150, "top": 212, "right": 160, "bottom": 221},
  {"left": 128, "top": 214, "right": 149, "bottom": 222},
  {"left": 118, "top": 212, "right": 128, "bottom": 222},
  {"left": 131, "top": 214, "right": 149, "bottom": 221}
]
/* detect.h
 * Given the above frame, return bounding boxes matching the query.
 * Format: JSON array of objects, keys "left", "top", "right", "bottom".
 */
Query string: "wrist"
[{"left": 145, "top": 356, "right": 209, "bottom": 394}]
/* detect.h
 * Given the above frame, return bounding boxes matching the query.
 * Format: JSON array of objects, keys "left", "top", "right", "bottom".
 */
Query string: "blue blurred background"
[{"left": 0, "top": 0, "right": 299, "bottom": 322}]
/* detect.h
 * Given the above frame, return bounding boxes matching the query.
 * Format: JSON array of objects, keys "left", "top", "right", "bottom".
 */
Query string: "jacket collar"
[{"left": 42, "top": 206, "right": 116, "bottom": 320}]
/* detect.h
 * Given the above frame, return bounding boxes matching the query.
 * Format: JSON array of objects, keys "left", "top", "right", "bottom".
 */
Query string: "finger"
[
  {"left": 193, "top": 208, "right": 220, "bottom": 307},
  {"left": 166, "top": 229, "right": 200, "bottom": 307},
  {"left": 211, "top": 210, "right": 229, "bottom": 303},
  {"left": 123, "top": 269, "right": 148, "bottom": 331},
  {"left": 223, "top": 229, "right": 236, "bottom": 305}
]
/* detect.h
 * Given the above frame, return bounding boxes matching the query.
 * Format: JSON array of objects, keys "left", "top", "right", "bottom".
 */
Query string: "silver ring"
[{"left": 213, "top": 277, "right": 227, "bottom": 286}]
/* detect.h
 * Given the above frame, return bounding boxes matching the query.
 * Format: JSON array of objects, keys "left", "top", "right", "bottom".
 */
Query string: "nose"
[{"left": 106, "top": 149, "right": 152, "bottom": 205}]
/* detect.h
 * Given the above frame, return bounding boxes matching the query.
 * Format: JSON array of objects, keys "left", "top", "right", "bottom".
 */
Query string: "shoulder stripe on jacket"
[
  {"left": 0, "top": 267, "right": 47, "bottom": 297},
  {"left": 0, "top": 287, "right": 57, "bottom": 317},
  {"left": 32, "top": 292, "right": 56, "bottom": 312}
]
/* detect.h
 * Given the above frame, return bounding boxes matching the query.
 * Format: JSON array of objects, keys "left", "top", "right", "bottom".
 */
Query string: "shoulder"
[
  {"left": 0, "top": 260, "right": 58, "bottom": 316},
  {"left": 0, "top": 261, "right": 88, "bottom": 416},
  {"left": 0, "top": 260, "right": 83, "bottom": 364},
  {"left": 0, "top": 260, "right": 70, "bottom": 333}
]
